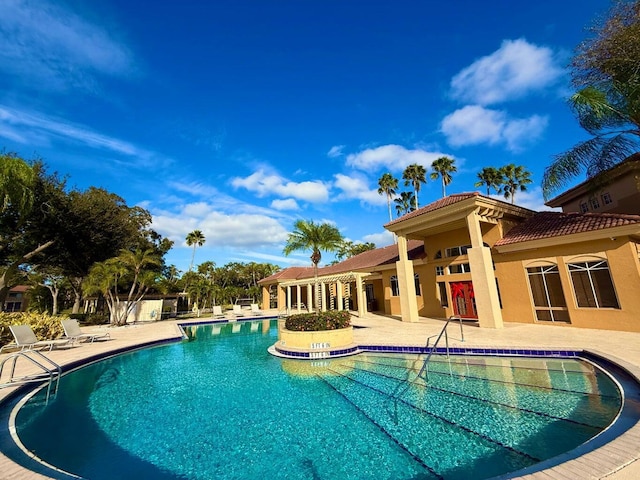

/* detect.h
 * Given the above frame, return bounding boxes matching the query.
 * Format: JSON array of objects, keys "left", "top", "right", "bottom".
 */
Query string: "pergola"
[{"left": 280, "top": 271, "right": 371, "bottom": 317}]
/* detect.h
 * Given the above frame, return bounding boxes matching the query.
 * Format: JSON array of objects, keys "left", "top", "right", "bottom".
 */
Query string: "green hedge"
[
  {"left": 0, "top": 312, "right": 67, "bottom": 348},
  {"left": 285, "top": 310, "right": 351, "bottom": 332}
]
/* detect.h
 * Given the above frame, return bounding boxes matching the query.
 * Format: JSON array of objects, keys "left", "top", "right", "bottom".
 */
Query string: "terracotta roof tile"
[
  {"left": 385, "top": 193, "right": 479, "bottom": 226},
  {"left": 258, "top": 266, "right": 314, "bottom": 284},
  {"left": 495, "top": 211, "right": 640, "bottom": 246}
]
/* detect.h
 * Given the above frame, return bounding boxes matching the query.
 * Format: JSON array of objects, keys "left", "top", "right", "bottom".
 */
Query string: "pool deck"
[{"left": 1, "top": 312, "right": 640, "bottom": 479}]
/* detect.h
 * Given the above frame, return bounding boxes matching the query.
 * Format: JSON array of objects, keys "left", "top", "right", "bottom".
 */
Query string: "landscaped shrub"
[
  {"left": 285, "top": 310, "right": 351, "bottom": 332},
  {"left": 0, "top": 312, "right": 67, "bottom": 348}
]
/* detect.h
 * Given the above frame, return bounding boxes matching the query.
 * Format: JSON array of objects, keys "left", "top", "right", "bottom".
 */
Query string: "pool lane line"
[
  {"left": 347, "top": 356, "right": 620, "bottom": 399},
  {"left": 333, "top": 361, "right": 608, "bottom": 432},
  {"left": 324, "top": 366, "right": 541, "bottom": 464},
  {"left": 314, "top": 373, "right": 444, "bottom": 480}
]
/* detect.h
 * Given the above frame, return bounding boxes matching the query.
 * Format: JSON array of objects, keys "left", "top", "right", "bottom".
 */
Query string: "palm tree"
[
  {"left": 402, "top": 163, "right": 427, "bottom": 210},
  {"left": 430, "top": 156, "right": 457, "bottom": 197},
  {"left": 394, "top": 191, "right": 415, "bottom": 217},
  {"left": 500, "top": 164, "right": 533, "bottom": 204},
  {"left": 377, "top": 173, "right": 399, "bottom": 222},
  {"left": 474, "top": 167, "right": 503, "bottom": 195},
  {"left": 186, "top": 230, "right": 206, "bottom": 272},
  {"left": 283, "top": 220, "right": 343, "bottom": 310}
]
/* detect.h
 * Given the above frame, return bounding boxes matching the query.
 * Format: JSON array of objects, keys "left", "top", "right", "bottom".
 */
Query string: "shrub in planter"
[{"left": 285, "top": 310, "right": 351, "bottom": 332}]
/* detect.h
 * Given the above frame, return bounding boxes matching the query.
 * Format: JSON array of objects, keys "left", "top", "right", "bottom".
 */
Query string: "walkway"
[{"left": 1, "top": 313, "right": 639, "bottom": 479}]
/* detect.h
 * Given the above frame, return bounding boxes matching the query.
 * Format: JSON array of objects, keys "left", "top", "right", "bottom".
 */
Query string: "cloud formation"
[
  {"left": 440, "top": 105, "right": 548, "bottom": 153},
  {"left": 333, "top": 173, "right": 386, "bottom": 205},
  {"left": 450, "top": 39, "right": 564, "bottom": 106},
  {"left": 0, "top": 0, "right": 134, "bottom": 91},
  {"left": 327, "top": 145, "right": 345, "bottom": 158},
  {"left": 345, "top": 145, "right": 449, "bottom": 172},
  {"left": 231, "top": 169, "right": 330, "bottom": 203}
]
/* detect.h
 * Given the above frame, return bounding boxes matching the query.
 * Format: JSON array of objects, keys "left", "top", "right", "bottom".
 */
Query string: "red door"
[{"left": 450, "top": 281, "right": 477, "bottom": 318}]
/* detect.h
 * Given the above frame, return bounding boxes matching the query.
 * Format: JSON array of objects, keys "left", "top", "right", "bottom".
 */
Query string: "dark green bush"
[
  {"left": 0, "top": 312, "right": 66, "bottom": 347},
  {"left": 285, "top": 310, "right": 351, "bottom": 332}
]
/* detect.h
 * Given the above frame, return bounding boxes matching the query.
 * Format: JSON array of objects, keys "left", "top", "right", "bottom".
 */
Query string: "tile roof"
[
  {"left": 385, "top": 193, "right": 479, "bottom": 226},
  {"left": 495, "top": 211, "right": 640, "bottom": 246},
  {"left": 258, "top": 240, "right": 425, "bottom": 284}
]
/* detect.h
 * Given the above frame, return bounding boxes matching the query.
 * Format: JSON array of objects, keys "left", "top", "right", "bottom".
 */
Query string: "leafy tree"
[
  {"left": 83, "top": 248, "right": 161, "bottom": 326},
  {"left": 1, "top": 152, "right": 35, "bottom": 214},
  {"left": 186, "top": 230, "right": 206, "bottom": 272},
  {"left": 377, "top": 173, "right": 399, "bottom": 222},
  {"left": 500, "top": 164, "right": 533, "bottom": 204},
  {"left": 542, "top": 1, "right": 640, "bottom": 199},
  {"left": 335, "top": 240, "right": 376, "bottom": 262},
  {"left": 474, "top": 167, "right": 503, "bottom": 195},
  {"left": 402, "top": 163, "right": 427, "bottom": 210},
  {"left": 283, "top": 220, "right": 343, "bottom": 310},
  {"left": 394, "top": 191, "right": 415, "bottom": 217},
  {"left": 430, "top": 156, "right": 457, "bottom": 197}
]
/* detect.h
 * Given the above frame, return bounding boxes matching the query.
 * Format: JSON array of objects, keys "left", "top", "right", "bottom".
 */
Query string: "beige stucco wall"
[{"left": 495, "top": 237, "right": 640, "bottom": 332}]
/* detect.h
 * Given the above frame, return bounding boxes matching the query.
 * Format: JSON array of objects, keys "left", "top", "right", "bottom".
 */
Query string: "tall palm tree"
[
  {"left": 474, "top": 167, "right": 503, "bottom": 195},
  {"left": 402, "top": 163, "right": 427, "bottom": 210},
  {"left": 430, "top": 156, "right": 457, "bottom": 197},
  {"left": 377, "top": 173, "right": 399, "bottom": 222},
  {"left": 186, "top": 230, "right": 206, "bottom": 272},
  {"left": 394, "top": 191, "right": 415, "bottom": 217},
  {"left": 283, "top": 220, "right": 343, "bottom": 310},
  {"left": 500, "top": 164, "right": 533, "bottom": 204}
]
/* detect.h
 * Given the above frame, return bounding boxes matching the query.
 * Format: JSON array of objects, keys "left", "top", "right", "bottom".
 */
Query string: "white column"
[
  {"left": 396, "top": 234, "right": 419, "bottom": 322},
  {"left": 466, "top": 211, "right": 503, "bottom": 329},
  {"left": 321, "top": 283, "right": 327, "bottom": 311},
  {"left": 336, "top": 280, "right": 343, "bottom": 311},
  {"left": 356, "top": 275, "right": 366, "bottom": 317},
  {"left": 286, "top": 286, "right": 291, "bottom": 314},
  {"left": 307, "top": 284, "right": 313, "bottom": 312}
]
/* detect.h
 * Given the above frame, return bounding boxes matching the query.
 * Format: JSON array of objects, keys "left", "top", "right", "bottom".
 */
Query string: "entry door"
[{"left": 450, "top": 281, "right": 477, "bottom": 318}]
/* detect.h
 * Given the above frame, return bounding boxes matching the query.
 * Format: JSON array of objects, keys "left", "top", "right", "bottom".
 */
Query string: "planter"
[{"left": 269, "top": 325, "right": 358, "bottom": 360}]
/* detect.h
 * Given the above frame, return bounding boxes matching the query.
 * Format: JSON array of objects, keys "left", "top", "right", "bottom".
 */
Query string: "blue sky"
[{"left": 0, "top": 0, "right": 610, "bottom": 273}]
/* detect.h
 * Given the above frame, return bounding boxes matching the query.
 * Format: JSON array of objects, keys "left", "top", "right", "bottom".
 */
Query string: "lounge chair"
[
  {"left": 8, "top": 325, "right": 71, "bottom": 351},
  {"left": 61, "top": 319, "right": 110, "bottom": 344},
  {"left": 232, "top": 305, "right": 249, "bottom": 317},
  {"left": 250, "top": 304, "right": 264, "bottom": 315},
  {"left": 212, "top": 306, "right": 225, "bottom": 319}
]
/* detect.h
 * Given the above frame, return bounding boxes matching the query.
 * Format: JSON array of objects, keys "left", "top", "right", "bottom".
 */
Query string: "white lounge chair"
[
  {"left": 232, "top": 305, "right": 248, "bottom": 317},
  {"left": 61, "top": 319, "right": 110, "bottom": 344},
  {"left": 8, "top": 325, "right": 71, "bottom": 351},
  {"left": 250, "top": 304, "right": 264, "bottom": 315},
  {"left": 212, "top": 306, "right": 225, "bottom": 319}
]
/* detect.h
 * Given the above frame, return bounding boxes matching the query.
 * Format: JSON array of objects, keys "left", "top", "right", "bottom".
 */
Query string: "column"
[
  {"left": 307, "top": 284, "right": 313, "bottom": 312},
  {"left": 466, "top": 211, "right": 503, "bottom": 329},
  {"left": 321, "top": 283, "right": 327, "bottom": 311},
  {"left": 336, "top": 280, "right": 343, "bottom": 311},
  {"left": 396, "top": 234, "right": 419, "bottom": 322},
  {"left": 356, "top": 274, "right": 367, "bottom": 317},
  {"left": 286, "top": 286, "right": 292, "bottom": 314}
]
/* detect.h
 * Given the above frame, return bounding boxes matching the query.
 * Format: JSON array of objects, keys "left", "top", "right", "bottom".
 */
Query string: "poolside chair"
[
  {"left": 250, "top": 304, "right": 264, "bottom": 315},
  {"left": 212, "top": 306, "right": 225, "bottom": 319},
  {"left": 8, "top": 325, "right": 71, "bottom": 351},
  {"left": 61, "top": 319, "right": 110, "bottom": 344},
  {"left": 232, "top": 305, "right": 249, "bottom": 317}
]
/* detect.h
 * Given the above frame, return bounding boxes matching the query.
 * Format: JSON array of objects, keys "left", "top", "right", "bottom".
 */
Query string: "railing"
[
  {"left": 416, "top": 315, "right": 464, "bottom": 381},
  {"left": 0, "top": 350, "right": 62, "bottom": 403}
]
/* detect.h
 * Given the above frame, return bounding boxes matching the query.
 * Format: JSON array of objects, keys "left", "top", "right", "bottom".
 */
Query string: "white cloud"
[
  {"left": 485, "top": 187, "right": 558, "bottom": 212},
  {"left": 333, "top": 173, "right": 386, "bottom": 206},
  {"left": 440, "top": 105, "right": 548, "bottom": 152},
  {"left": 345, "top": 144, "right": 450, "bottom": 172},
  {"left": 231, "top": 169, "right": 329, "bottom": 203},
  {"left": 0, "top": 0, "right": 135, "bottom": 91},
  {"left": 271, "top": 198, "right": 300, "bottom": 211},
  {"left": 450, "top": 38, "right": 564, "bottom": 106},
  {"left": 362, "top": 230, "right": 395, "bottom": 247},
  {"left": 0, "top": 105, "right": 172, "bottom": 167},
  {"left": 327, "top": 145, "right": 345, "bottom": 158}
]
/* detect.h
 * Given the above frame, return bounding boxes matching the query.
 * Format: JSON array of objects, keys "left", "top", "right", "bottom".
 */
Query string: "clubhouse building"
[{"left": 259, "top": 155, "right": 640, "bottom": 332}]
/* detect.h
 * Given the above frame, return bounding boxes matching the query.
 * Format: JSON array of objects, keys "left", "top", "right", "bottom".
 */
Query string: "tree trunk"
[{"left": 0, "top": 241, "right": 54, "bottom": 304}]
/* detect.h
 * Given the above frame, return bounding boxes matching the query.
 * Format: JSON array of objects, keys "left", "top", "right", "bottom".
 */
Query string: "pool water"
[{"left": 11, "top": 320, "right": 621, "bottom": 480}]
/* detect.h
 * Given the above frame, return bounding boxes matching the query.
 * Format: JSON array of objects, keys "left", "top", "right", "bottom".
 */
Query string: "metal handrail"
[
  {"left": 417, "top": 316, "right": 464, "bottom": 381},
  {"left": 0, "top": 350, "right": 62, "bottom": 398}
]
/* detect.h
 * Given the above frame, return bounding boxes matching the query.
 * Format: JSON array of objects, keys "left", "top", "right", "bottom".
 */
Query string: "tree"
[
  {"left": 335, "top": 240, "right": 376, "bottom": 262},
  {"left": 1, "top": 152, "right": 35, "bottom": 214},
  {"left": 83, "top": 248, "right": 161, "bottom": 326},
  {"left": 283, "top": 220, "right": 343, "bottom": 310},
  {"left": 186, "top": 230, "right": 206, "bottom": 272},
  {"left": 474, "top": 167, "right": 503, "bottom": 195},
  {"left": 430, "top": 156, "right": 457, "bottom": 197},
  {"left": 394, "top": 191, "right": 415, "bottom": 217},
  {"left": 542, "top": 1, "right": 640, "bottom": 199},
  {"left": 402, "top": 163, "right": 427, "bottom": 210},
  {"left": 377, "top": 173, "right": 399, "bottom": 223},
  {"left": 500, "top": 164, "right": 532, "bottom": 204}
]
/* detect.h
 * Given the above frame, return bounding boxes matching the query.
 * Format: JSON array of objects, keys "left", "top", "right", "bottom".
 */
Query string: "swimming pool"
[{"left": 3, "top": 319, "right": 623, "bottom": 479}]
